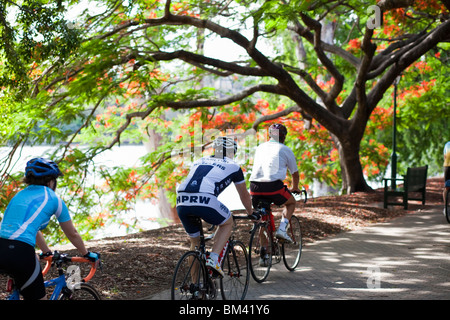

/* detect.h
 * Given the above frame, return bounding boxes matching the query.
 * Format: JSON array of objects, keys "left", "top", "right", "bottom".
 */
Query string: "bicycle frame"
[
  {"left": 254, "top": 188, "right": 307, "bottom": 244},
  {"left": 44, "top": 274, "right": 68, "bottom": 300},
  {"left": 248, "top": 192, "right": 305, "bottom": 282},
  {"left": 171, "top": 215, "right": 252, "bottom": 300},
  {"left": 5, "top": 252, "right": 98, "bottom": 300},
  {"left": 6, "top": 272, "right": 67, "bottom": 300}
]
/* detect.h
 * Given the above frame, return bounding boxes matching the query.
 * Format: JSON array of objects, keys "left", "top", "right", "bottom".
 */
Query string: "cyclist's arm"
[
  {"left": 235, "top": 182, "right": 253, "bottom": 215},
  {"left": 36, "top": 231, "right": 51, "bottom": 254},
  {"left": 291, "top": 171, "right": 300, "bottom": 193},
  {"left": 59, "top": 220, "right": 88, "bottom": 256}
]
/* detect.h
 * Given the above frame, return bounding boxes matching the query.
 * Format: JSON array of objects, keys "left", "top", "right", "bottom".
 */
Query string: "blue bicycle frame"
[{"left": 7, "top": 273, "right": 68, "bottom": 300}]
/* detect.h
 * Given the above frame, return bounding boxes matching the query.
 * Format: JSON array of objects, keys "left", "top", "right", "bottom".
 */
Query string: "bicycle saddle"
[{"left": 254, "top": 199, "right": 272, "bottom": 210}]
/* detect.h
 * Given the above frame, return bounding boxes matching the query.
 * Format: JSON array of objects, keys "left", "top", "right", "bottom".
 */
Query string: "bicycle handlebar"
[
  {"left": 292, "top": 188, "right": 308, "bottom": 203},
  {"left": 233, "top": 214, "right": 259, "bottom": 221},
  {"left": 41, "top": 252, "right": 100, "bottom": 283}
]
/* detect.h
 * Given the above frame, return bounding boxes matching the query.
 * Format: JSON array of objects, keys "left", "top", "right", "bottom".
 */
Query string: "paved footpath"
[{"left": 148, "top": 205, "right": 450, "bottom": 300}]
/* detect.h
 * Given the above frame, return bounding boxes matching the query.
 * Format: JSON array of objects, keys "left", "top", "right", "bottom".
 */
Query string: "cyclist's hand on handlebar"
[
  {"left": 84, "top": 251, "right": 100, "bottom": 262},
  {"left": 248, "top": 211, "right": 261, "bottom": 220},
  {"left": 39, "top": 251, "right": 53, "bottom": 259}
]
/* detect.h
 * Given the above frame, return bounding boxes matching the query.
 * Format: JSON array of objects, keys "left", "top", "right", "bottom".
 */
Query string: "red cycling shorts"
[{"left": 250, "top": 180, "right": 292, "bottom": 207}]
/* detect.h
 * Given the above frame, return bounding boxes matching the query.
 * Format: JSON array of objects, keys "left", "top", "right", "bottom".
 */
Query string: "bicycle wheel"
[
  {"left": 282, "top": 215, "right": 302, "bottom": 271},
  {"left": 171, "top": 251, "right": 208, "bottom": 300},
  {"left": 248, "top": 223, "right": 272, "bottom": 283},
  {"left": 446, "top": 189, "right": 450, "bottom": 224},
  {"left": 59, "top": 283, "right": 101, "bottom": 300},
  {"left": 220, "top": 240, "right": 249, "bottom": 300}
]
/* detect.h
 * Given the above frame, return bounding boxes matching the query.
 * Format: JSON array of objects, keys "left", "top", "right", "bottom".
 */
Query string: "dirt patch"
[{"left": 2, "top": 178, "right": 444, "bottom": 300}]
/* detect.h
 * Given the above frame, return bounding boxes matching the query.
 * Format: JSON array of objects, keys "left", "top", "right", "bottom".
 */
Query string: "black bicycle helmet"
[
  {"left": 269, "top": 123, "right": 288, "bottom": 143},
  {"left": 213, "top": 137, "right": 238, "bottom": 158},
  {"left": 25, "top": 158, "right": 62, "bottom": 178}
]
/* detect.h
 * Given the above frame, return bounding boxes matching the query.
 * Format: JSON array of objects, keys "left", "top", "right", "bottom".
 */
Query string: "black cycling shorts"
[
  {"left": 0, "top": 238, "right": 46, "bottom": 300},
  {"left": 445, "top": 167, "right": 450, "bottom": 184}
]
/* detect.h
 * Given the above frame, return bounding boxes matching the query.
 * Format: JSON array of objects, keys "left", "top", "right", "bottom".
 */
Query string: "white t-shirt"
[{"left": 250, "top": 140, "right": 298, "bottom": 182}]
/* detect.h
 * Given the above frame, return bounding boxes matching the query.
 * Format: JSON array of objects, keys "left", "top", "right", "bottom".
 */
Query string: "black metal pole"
[{"left": 391, "top": 77, "right": 399, "bottom": 189}]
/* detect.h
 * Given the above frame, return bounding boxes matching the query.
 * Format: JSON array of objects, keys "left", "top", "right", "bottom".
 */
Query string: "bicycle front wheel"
[
  {"left": 248, "top": 223, "right": 272, "bottom": 283},
  {"left": 282, "top": 215, "right": 302, "bottom": 271},
  {"left": 171, "top": 251, "right": 207, "bottom": 300},
  {"left": 446, "top": 189, "right": 450, "bottom": 224},
  {"left": 59, "top": 283, "right": 101, "bottom": 300},
  {"left": 220, "top": 240, "right": 249, "bottom": 300}
]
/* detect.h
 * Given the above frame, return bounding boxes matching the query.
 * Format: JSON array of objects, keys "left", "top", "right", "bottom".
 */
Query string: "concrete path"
[{"left": 148, "top": 205, "right": 450, "bottom": 300}]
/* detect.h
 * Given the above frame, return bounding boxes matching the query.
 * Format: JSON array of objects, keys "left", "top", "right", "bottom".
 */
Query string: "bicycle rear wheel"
[
  {"left": 282, "top": 215, "right": 302, "bottom": 271},
  {"left": 59, "top": 283, "right": 101, "bottom": 300},
  {"left": 220, "top": 240, "right": 249, "bottom": 300},
  {"left": 445, "top": 189, "right": 450, "bottom": 224},
  {"left": 248, "top": 223, "right": 272, "bottom": 283},
  {"left": 171, "top": 251, "right": 207, "bottom": 300}
]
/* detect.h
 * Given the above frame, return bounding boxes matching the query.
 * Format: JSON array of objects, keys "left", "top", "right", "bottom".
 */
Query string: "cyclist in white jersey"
[
  {"left": 250, "top": 123, "right": 301, "bottom": 242},
  {"left": 176, "top": 137, "right": 253, "bottom": 277},
  {"left": 0, "top": 158, "right": 98, "bottom": 300}
]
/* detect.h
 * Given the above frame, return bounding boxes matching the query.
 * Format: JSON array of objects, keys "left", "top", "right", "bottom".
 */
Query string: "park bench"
[{"left": 383, "top": 165, "right": 428, "bottom": 209}]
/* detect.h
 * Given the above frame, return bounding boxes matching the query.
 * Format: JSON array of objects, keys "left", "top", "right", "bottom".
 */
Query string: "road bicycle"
[
  {"left": 1, "top": 251, "right": 101, "bottom": 300},
  {"left": 445, "top": 184, "right": 450, "bottom": 224},
  {"left": 248, "top": 189, "right": 307, "bottom": 283},
  {"left": 171, "top": 214, "right": 254, "bottom": 300}
]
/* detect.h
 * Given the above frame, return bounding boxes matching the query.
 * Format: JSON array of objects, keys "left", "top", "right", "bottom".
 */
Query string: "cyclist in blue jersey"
[
  {"left": 176, "top": 137, "right": 254, "bottom": 277},
  {"left": 0, "top": 158, "right": 98, "bottom": 300}
]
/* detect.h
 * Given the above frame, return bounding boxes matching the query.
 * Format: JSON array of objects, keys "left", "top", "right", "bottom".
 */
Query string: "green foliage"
[{"left": 394, "top": 51, "right": 450, "bottom": 176}]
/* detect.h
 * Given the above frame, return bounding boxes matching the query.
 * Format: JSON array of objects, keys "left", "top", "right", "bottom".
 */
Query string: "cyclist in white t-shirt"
[
  {"left": 250, "top": 123, "right": 300, "bottom": 242},
  {"left": 176, "top": 137, "right": 253, "bottom": 277}
]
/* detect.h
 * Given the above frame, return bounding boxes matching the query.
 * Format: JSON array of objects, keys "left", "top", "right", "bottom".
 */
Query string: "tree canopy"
[{"left": 1, "top": 0, "right": 449, "bottom": 243}]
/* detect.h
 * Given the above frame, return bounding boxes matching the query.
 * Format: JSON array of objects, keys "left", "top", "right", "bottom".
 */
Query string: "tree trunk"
[
  {"left": 145, "top": 127, "right": 179, "bottom": 224},
  {"left": 338, "top": 135, "right": 373, "bottom": 193}
]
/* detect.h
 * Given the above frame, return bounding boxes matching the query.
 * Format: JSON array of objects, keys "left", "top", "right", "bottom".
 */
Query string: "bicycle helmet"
[
  {"left": 213, "top": 136, "right": 238, "bottom": 158},
  {"left": 25, "top": 158, "right": 62, "bottom": 178},
  {"left": 269, "top": 123, "right": 288, "bottom": 143}
]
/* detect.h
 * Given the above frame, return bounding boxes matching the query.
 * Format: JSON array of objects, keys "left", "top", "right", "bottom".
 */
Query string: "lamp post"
[{"left": 391, "top": 76, "right": 401, "bottom": 189}]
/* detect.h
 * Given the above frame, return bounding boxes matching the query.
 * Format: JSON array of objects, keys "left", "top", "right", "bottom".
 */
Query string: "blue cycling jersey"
[{"left": 0, "top": 185, "right": 71, "bottom": 247}]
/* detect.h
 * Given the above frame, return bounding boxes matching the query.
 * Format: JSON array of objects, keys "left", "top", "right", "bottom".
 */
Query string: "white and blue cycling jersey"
[
  {"left": 0, "top": 185, "right": 71, "bottom": 247},
  {"left": 176, "top": 156, "right": 246, "bottom": 237},
  {"left": 177, "top": 156, "right": 245, "bottom": 197}
]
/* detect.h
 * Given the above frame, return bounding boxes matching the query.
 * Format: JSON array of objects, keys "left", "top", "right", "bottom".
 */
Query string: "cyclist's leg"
[
  {"left": 211, "top": 216, "right": 232, "bottom": 256},
  {"left": 176, "top": 195, "right": 231, "bottom": 276},
  {"left": 176, "top": 206, "right": 201, "bottom": 250},
  {"left": 282, "top": 194, "right": 296, "bottom": 224},
  {"left": 206, "top": 202, "right": 232, "bottom": 277},
  {"left": 272, "top": 186, "right": 296, "bottom": 241},
  {"left": 0, "top": 238, "right": 46, "bottom": 300}
]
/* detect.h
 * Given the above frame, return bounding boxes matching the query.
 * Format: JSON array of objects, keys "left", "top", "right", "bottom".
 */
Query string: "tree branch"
[
  {"left": 166, "top": 84, "right": 286, "bottom": 110},
  {"left": 368, "top": 18, "right": 450, "bottom": 111},
  {"left": 300, "top": 13, "right": 343, "bottom": 113},
  {"left": 145, "top": 50, "right": 268, "bottom": 77},
  {"left": 252, "top": 105, "right": 303, "bottom": 131},
  {"left": 289, "top": 23, "right": 360, "bottom": 69}
]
